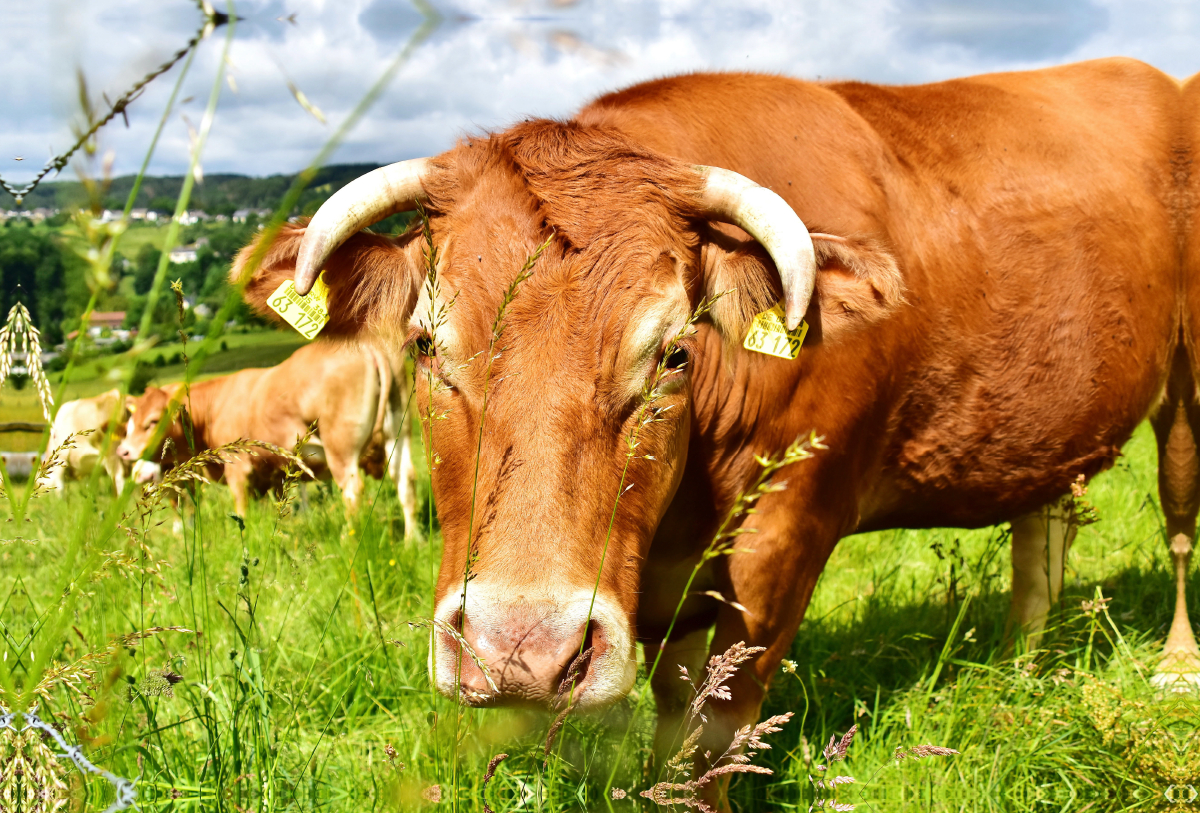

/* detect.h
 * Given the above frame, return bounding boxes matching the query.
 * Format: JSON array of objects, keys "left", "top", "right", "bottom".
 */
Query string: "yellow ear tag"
[
  {"left": 266, "top": 271, "right": 330, "bottom": 340},
  {"left": 743, "top": 302, "right": 809, "bottom": 360}
]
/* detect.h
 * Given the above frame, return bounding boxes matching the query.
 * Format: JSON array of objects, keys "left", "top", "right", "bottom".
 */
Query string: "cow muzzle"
[{"left": 432, "top": 586, "right": 637, "bottom": 709}]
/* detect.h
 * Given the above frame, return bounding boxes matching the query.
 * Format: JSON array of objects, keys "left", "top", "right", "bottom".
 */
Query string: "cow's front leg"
[
  {"left": 224, "top": 462, "right": 251, "bottom": 518},
  {"left": 687, "top": 515, "right": 840, "bottom": 808},
  {"left": 392, "top": 431, "right": 418, "bottom": 534},
  {"left": 328, "top": 453, "right": 364, "bottom": 514},
  {"left": 649, "top": 626, "right": 711, "bottom": 765},
  {"left": 1009, "top": 495, "right": 1076, "bottom": 648},
  {"left": 105, "top": 454, "right": 128, "bottom": 497}
]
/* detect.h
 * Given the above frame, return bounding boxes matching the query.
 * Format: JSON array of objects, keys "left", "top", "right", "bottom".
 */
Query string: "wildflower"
[
  {"left": 893, "top": 744, "right": 960, "bottom": 761},
  {"left": 640, "top": 643, "right": 792, "bottom": 811},
  {"left": 823, "top": 725, "right": 857, "bottom": 763},
  {"left": 1070, "top": 473, "right": 1088, "bottom": 498},
  {"left": 781, "top": 659, "right": 798, "bottom": 674},
  {"left": 611, "top": 787, "right": 627, "bottom": 799},
  {"left": 422, "top": 784, "right": 442, "bottom": 802},
  {"left": 1081, "top": 596, "right": 1111, "bottom": 616},
  {"left": 482, "top": 753, "right": 508, "bottom": 787},
  {"left": 1051, "top": 668, "right": 1073, "bottom": 685}
]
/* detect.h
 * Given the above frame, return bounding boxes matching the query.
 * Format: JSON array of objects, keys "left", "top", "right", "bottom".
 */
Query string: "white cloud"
[{"left": 2, "top": 0, "right": 1199, "bottom": 187}]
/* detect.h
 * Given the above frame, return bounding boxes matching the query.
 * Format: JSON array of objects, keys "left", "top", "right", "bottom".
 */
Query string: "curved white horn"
[
  {"left": 294, "top": 158, "right": 433, "bottom": 295},
  {"left": 694, "top": 166, "right": 816, "bottom": 331}
]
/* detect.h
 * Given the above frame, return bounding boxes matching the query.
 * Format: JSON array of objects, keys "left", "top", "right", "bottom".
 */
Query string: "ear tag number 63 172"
[
  {"left": 267, "top": 271, "right": 330, "bottom": 340},
  {"left": 743, "top": 302, "right": 808, "bottom": 360}
]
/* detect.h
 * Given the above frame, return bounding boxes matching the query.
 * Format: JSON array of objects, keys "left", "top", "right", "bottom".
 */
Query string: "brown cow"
[
  {"left": 117, "top": 340, "right": 416, "bottom": 519},
  {"left": 235, "top": 58, "right": 1196, "bottom": 784}
]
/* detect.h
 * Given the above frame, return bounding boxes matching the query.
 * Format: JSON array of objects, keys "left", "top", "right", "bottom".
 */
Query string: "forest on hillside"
[
  {"left": 0, "top": 164, "right": 416, "bottom": 345},
  {"left": 9, "top": 163, "right": 385, "bottom": 216},
  {"left": 0, "top": 216, "right": 263, "bottom": 346}
]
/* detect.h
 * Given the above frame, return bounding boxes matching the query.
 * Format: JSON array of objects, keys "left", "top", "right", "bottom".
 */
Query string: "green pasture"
[{"left": 4, "top": 401, "right": 1195, "bottom": 811}]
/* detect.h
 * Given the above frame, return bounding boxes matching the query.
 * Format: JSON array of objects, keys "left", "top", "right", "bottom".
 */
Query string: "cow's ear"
[
  {"left": 702, "top": 226, "right": 904, "bottom": 346},
  {"left": 232, "top": 221, "right": 422, "bottom": 340}
]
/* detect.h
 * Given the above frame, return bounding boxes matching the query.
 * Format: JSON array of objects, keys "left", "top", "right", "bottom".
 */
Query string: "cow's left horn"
[
  {"left": 294, "top": 158, "right": 433, "bottom": 295},
  {"left": 694, "top": 166, "right": 816, "bottom": 331}
]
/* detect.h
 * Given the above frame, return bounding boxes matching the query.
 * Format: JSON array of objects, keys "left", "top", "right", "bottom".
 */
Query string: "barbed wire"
[
  {"left": 0, "top": 707, "right": 138, "bottom": 812},
  {"left": 0, "top": 2, "right": 228, "bottom": 207}
]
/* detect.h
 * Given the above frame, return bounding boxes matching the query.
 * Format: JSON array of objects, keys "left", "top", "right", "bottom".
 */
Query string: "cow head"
[
  {"left": 117, "top": 385, "right": 188, "bottom": 467},
  {"left": 234, "top": 120, "right": 902, "bottom": 710}
]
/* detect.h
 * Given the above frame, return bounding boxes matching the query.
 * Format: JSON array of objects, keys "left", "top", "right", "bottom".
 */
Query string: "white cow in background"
[{"left": 42, "top": 389, "right": 130, "bottom": 494}]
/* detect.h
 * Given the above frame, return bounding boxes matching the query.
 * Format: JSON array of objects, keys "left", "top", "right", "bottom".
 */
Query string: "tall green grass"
[{"left": 6, "top": 420, "right": 1194, "bottom": 812}]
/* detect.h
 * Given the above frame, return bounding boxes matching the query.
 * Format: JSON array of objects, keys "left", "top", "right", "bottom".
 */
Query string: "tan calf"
[
  {"left": 117, "top": 340, "right": 406, "bottom": 517},
  {"left": 42, "top": 389, "right": 129, "bottom": 495}
]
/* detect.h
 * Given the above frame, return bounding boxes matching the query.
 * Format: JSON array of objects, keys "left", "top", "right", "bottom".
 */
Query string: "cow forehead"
[
  {"left": 132, "top": 390, "right": 171, "bottom": 421},
  {"left": 416, "top": 239, "right": 691, "bottom": 378}
]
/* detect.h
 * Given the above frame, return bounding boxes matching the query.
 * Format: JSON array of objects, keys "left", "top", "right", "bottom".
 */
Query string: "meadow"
[
  {"left": 3, "top": 9, "right": 1195, "bottom": 810},
  {"left": 4, "top": 359, "right": 1196, "bottom": 811}
]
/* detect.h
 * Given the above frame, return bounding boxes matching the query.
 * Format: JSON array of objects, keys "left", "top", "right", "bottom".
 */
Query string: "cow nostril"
[{"left": 555, "top": 619, "right": 608, "bottom": 702}]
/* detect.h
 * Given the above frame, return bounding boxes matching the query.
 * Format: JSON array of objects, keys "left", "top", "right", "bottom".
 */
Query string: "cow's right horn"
[
  {"left": 294, "top": 158, "right": 433, "bottom": 295},
  {"left": 694, "top": 166, "right": 816, "bottom": 331}
]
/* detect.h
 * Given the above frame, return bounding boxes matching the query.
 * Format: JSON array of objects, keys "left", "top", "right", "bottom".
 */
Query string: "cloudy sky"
[{"left": 5, "top": 0, "right": 1200, "bottom": 188}]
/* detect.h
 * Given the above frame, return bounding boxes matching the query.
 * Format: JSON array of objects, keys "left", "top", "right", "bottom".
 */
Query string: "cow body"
[
  {"left": 237, "top": 57, "right": 1199, "bottom": 793},
  {"left": 119, "top": 340, "right": 416, "bottom": 519},
  {"left": 43, "top": 389, "right": 129, "bottom": 495}
]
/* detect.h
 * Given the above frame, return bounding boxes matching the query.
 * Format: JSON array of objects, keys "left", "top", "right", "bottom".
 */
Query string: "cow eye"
[
  {"left": 413, "top": 335, "right": 435, "bottom": 357},
  {"left": 663, "top": 346, "right": 690, "bottom": 371}
]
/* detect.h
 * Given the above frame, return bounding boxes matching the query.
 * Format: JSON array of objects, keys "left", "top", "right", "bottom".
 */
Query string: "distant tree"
[
  {"left": 133, "top": 244, "right": 162, "bottom": 294},
  {"left": 206, "top": 222, "right": 253, "bottom": 260},
  {"left": 129, "top": 359, "right": 156, "bottom": 394},
  {"left": 0, "top": 224, "right": 67, "bottom": 342}
]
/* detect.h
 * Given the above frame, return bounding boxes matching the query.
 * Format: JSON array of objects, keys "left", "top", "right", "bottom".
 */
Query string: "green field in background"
[{"left": 0, "top": 329, "right": 305, "bottom": 432}]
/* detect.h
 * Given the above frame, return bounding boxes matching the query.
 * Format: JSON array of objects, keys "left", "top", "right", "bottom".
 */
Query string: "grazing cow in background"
[
  {"left": 235, "top": 57, "right": 1196, "bottom": 790},
  {"left": 42, "top": 389, "right": 130, "bottom": 495},
  {"left": 117, "top": 340, "right": 417, "bottom": 521}
]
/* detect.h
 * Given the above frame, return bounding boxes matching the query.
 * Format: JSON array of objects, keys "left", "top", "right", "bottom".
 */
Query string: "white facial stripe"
[
  {"left": 119, "top": 416, "right": 145, "bottom": 458},
  {"left": 432, "top": 582, "right": 637, "bottom": 709},
  {"left": 410, "top": 284, "right": 461, "bottom": 359},
  {"left": 619, "top": 299, "right": 690, "bottom": 391}
]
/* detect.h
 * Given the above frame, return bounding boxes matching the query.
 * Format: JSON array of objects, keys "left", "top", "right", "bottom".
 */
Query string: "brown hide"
[
  {"left": 119, "top": 341, "right": 390, "bottom": 514},
  {"left": 235, "top": 59, "right": 1187, "bottom": 746}
]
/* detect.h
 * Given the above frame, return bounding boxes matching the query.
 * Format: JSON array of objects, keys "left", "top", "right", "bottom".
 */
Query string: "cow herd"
[
  {"left": 41, "top": 56, "right": 1200, "bottom": 803},
  {"left": 44, "top": 341, "right": 417, "bottom": 527}
]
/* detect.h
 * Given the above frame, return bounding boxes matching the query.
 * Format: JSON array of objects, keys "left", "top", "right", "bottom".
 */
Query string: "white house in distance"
[
  {"left": 232, "top": 208, "right": 271, "bottom": 223},
  {"left": 63, "top": 311, "right": 133, "bottom": 343},
  {"left": 169, "top": 245, "right": 198, "bottom": 263},
  {"left": 99, "top": 209, "right": 164, "bottom": 223},
  {"left": 174, "top": 210, "right": 210, "bottom": 225}
]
